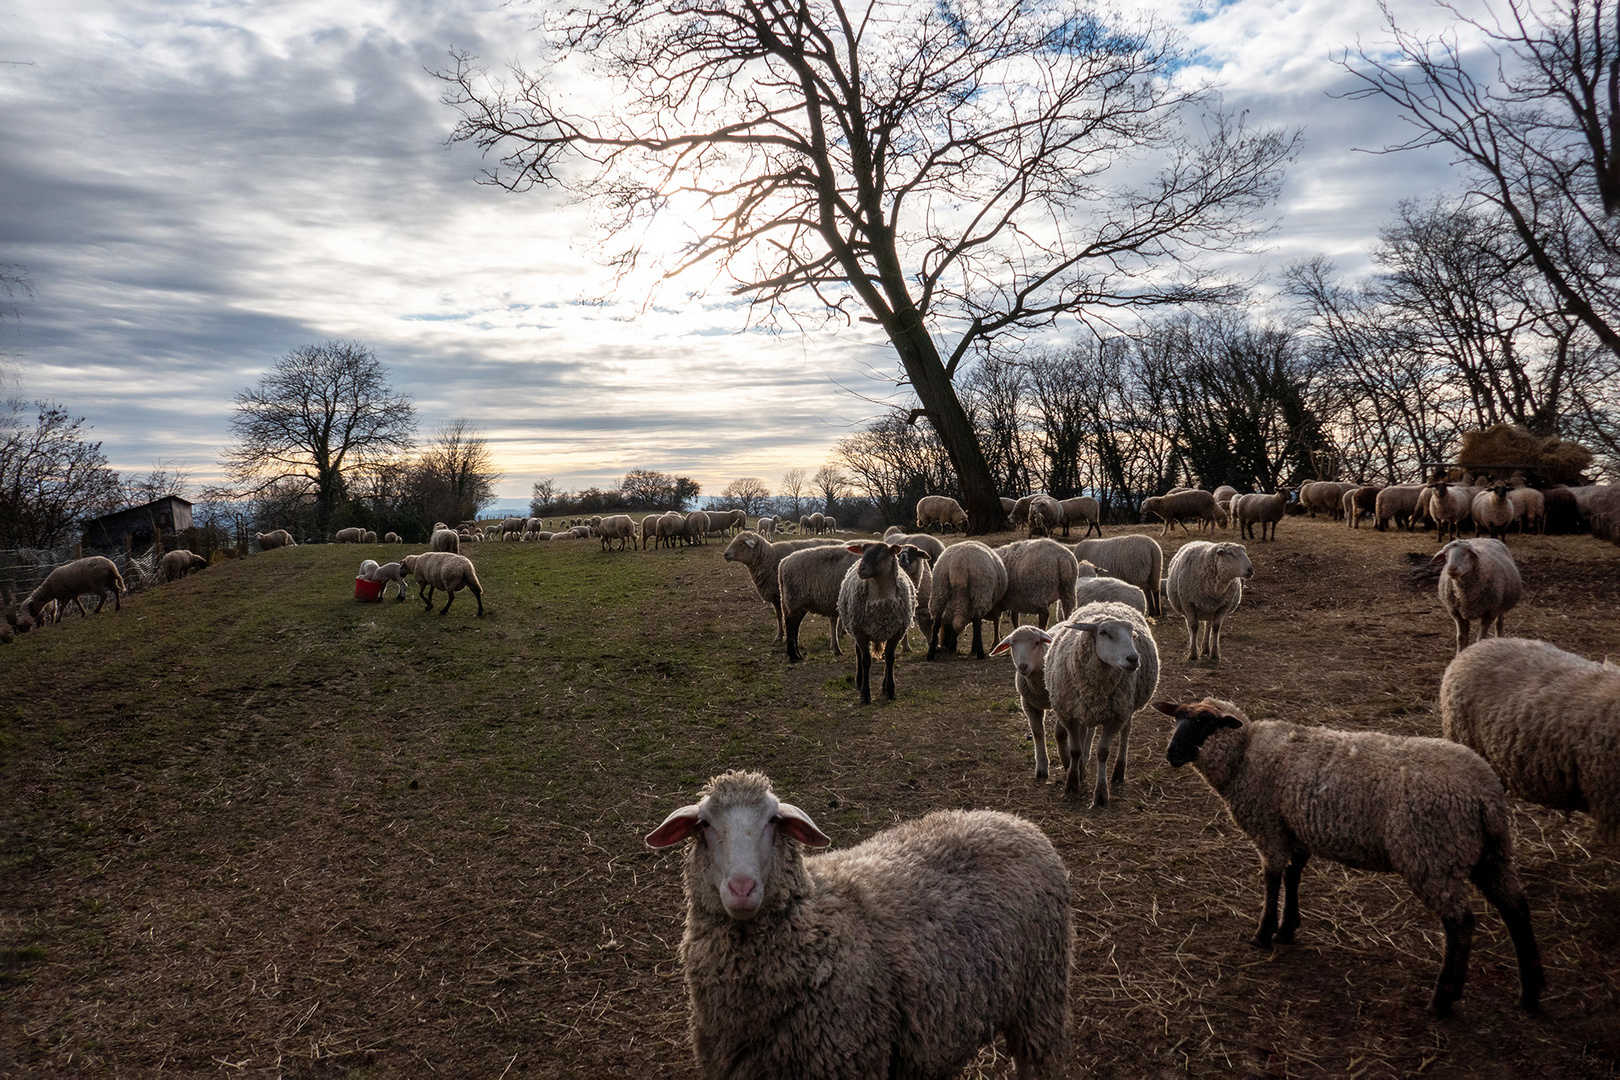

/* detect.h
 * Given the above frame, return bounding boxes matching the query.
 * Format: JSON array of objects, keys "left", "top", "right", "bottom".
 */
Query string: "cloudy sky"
[{"left": 0, "top": 0, "right": 1479, "bottom": 507}]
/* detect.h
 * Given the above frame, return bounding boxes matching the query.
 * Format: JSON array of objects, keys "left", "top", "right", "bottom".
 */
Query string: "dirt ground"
[{"left": 2, "top": 517, "right": 1618, "bottom": 1078}]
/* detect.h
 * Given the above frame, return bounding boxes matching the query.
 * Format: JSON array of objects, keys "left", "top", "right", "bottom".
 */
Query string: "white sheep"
[
  {"left": 161, "top": 550, "right": 208, "bottom": 582},
  {"left": 401, "top": 552, "right": 484, "bottom": 616},
  {"left": 429, "top": 528, "right": 461, "bottom": 553},
  {"left": 255, "top": 529, "right": 296, "bottom": 550},
  {"left": 1073, "top": 575, "right": 1147, "bottom": 613},
  {"left": 357, "top": 558, "right": 380, "bottom": 580},
  {"left": 334, "top": 527, "right": 364, "bottom": 543},
  {"left": 915, "top": 494, "right": 969, "bottom": 533},
  {"left": 991, "top": 624, "right": 1059, "bottom": 781},
  {"left": 1425, "top": 481, "right": 1474, "bottom": 544},
  {"left": 1139, "top": 489, "right": 1221, "bottom": 536},
  {"left": 1070, "top": 534, "right": 1164, "bottom": 617},
  {"left": 19, "top": 556, "right": 126, "bottom": 628},
  {"left": 1430, "top": 539, "right": 1521, "bottom": 655},
  {"left": 367, "top": 560, "right": 410, "bottom": 601},
  {"left": 1374, "top": 484, "right": 1425, "bottom": 531},
  {"left": 383, "top": 531, "right": 401, "bottom": 544},
  {"left": 835, "top": 542, "right": 917, "bottom": 704},
  {"left": 645, "top": 771, "right": 1072, "bottom": 1078},
  {"left": 1164, "top": 540, "right": 1253, "bottom": 665},
  {"left": 1158, "top": 696, "right": 1545, "bottom": 1018},
  {"left": 597, "top": 514, "right": 636, "bottom": 551},
  {"left": 926, "top": 540, "right": 1007, "bottom": 660},
  {"left": 1232, "top": 490, "right": 1289, "bottom": 542},
  {"left": 1058, "top": 496, "right": 1102, "bottom": 538},
  {"left": 992, "top": 538, "right": 1084, "bottom": 630},
  {"left": 778, "top": 544, "right": 860, "bottom": 662},
  {"left": 722, "top": 532, "right": 844, "bottom": 642}
]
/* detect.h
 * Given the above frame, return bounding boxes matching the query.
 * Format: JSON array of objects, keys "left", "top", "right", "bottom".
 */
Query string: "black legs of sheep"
[
  {"left": 926, "top": 620, "right": 985, "bottom": 660},
  {"left": 1252, "top": 852, "right": 1308, "bottom": 948},
  {"left": 1470, "top": 871, "right": 1546, "bottom": 1016},
  {"left": 852, "top": 636, "right": 900, "bottom": 704}
]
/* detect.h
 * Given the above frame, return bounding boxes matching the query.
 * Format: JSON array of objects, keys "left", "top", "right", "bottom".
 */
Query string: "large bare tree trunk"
[{"left": 891, "top": 324, "right": 1005, "bottom": 534}]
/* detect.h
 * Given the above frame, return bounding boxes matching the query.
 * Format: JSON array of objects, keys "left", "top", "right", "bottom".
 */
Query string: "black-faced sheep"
[
  {"left": 836, "top": 542, "right": 917, "bottom": 704},
  {"left": 1471, "top": 485, "right": 1517, "bottom": 540}
]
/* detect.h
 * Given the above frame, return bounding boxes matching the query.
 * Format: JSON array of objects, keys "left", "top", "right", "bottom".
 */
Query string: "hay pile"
[{"left": 1452, "top": 423, "right": 1593, "bottom": 484}]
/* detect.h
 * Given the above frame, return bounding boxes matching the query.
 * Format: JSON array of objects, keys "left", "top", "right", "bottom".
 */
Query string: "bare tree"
[
  {"left": 837, "top": 408, "right": 955, "bottom": 524},
  {"left": 721, "top": 476, "right": 772, "bottom": 515},
  {"left": 0, "top": 398, "right": 123, "bottom": 548},
  {"left": 443, "top": 0, "right": 1296, "bottom": 532},
  {"left": 222, "top": 341, "right": 416, "bottom": 535},
  {"left": 811, "top": 464, "right": 849, "bottom": 515},
  {"left": 125, "top": 459, "right": 193, "bottom": 505},
  {"left": 529, "top": 476, "right": 561, "bottom": 515},
  {"left": 412, "top": 419, "right": 502, "bottom": 526},
  {"left": 780, "top": 467, "right": 808, "bottom": 519}
]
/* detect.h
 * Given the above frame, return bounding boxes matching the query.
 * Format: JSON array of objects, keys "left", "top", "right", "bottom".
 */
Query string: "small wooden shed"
[{"left": 83, "top": 496, "right": 194, "bottom": 549}]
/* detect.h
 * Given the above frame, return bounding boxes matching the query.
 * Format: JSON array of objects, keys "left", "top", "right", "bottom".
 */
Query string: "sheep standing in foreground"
[
  {"left": 429, "top": 528, "right": 461, "bottom": 553},
  {"left": 645, "top": 771, "right": 1072, "bottom": 1079},
  {"left": 1164, "top": 541, "right": 1253, "bottom": 665},
  {"left": 1440, "top": 637, "right": 1620, "bottom": 845},
  {"left": 778, "top": 544, "right": 860, "bottom": 662},
  {"left": 401, "top": 552, "right": 484, "bottom": 616},
  {"left": 835, "top": 542, "right": 917, "bottom": 704},
  {"left": 722, "top": 532, "right": 843, "bottom": 642},
  {"left": 1041, "top": 600, "right": 1160, "bottom": 804},
  {"left": 915, "top": 494, "right": 969, "bottom": 533},
  {"left": 1071, "top": 534, "right": 1164, "bottom": 617},
  {"left": 993, "top": 538, "right": 1084, "bottom": 630},
  {"left": 991, "top": 624, "right": 1060, "bottom": 781},
  {"left": 255, "top": 529, "right": 295, "bottom": 550},
  {"left": 926, "top": 540, "right": 1007, "bottom": 660},
  {"left": 161, "top": 550, "right": 208, "bottom": 582},
  {"left": 19, "top": 556, "right": 127, "bottom": 628},
  {"left": 1430, "top": 539, "right": 1521, "bottom": 655},
  {"left": 1140, "top": 489, "right": 1220, "bottom": 536},
  {"left": 1158, "top": 696, "right": 1544, "bottom": 1018}
]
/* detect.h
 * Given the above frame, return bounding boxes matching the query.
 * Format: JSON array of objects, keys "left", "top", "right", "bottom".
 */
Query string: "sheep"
[
  {"left": 1374, "top": 484, "right": 1424, "bottom": 531},
  {"left": 362, "top": 530, "right": 378, "bottom": 544},
  {"left": 334, "top": 527, "right": 365, "bottom": 543},
  {"left": 639, "top": 515, "right": 660, "bottom": 549},
  {"left": 799, "top": 514, "right": 813, "bottom": 533},
  {"left": 991, "top": 625, "right": 1061, "bottom": 781},
  {"left": 1024, "top": 494, "right": 1065, "bottom": 537},
  {"left": 383, "top": 532, "right": 401, "bottom": 543},
  {"left": 722, "top": 532, "right": 844, "bottom": 642},
  {"left": 400, "top": 552, "right": 484, "bottom": 616},
  {"left": 807, "top": 512, "right": 825, "bottom": 536},
  {"left": 916, "top": 494, "right": 969, "bottom": 533},
  {"left": 881, "top": 527, "right": 944, "bottom": 564},
  {"left": 1340, "top": 485, "right": 1379, "bottom": 528},
  {"left": 598, "top": 514, "right": 636, "bottom": 552},
  {"left": 926, "top": 540, "right": 1007, "bottom": 660},
  {"left": 754, "top": 515, "right": 775, "bottom": 538},
  {"left": 1212, "top": 485, "right": 1239, "bottom": 526},
  {"left": 655, "top": 512, "right": 687, "bottom": 548},
  {"left": 1471, "top": 484, "right": 1517, "bottom": 540},
  {"left": 644, "top": 771, "right": 1072, "bottom": 1080},
  {"left": 1157, "top": 696, "right": 1544, "bottom": 1018},
  {"left": 778, "top": 544, "right": 861, "bottom": 662},
  {"left": 1070, "top": 534, "right": 1164, "bottom": 618},
  {"left": 836, "top": 542, "right": 917, "bottom": 704},
  {"left": 1429, "top": 539, "right": 1521, "bottom": 655},
  {"left": 1057, "top": 496, "right": 1102, "bottom": 538},
  {"left": 1425, "top": 481, "right": 1474, "bottom": 544},
  {"left": 161, "top": 550, "right": 208, "bottom": 582},
  {"left": 1440, "top": 637, "right": 1620, "bottom": 845},
  {"left": 1139, "top": 489, "right": 1221, "bottom": 536},
  {"left": 992, "top": 538, "right": 1084, "bottom": 630},
  {"left": 367, "top": 560, "right": 410, "bottom": 601},
  {"left": 1164, "top": 540, "right": 1253, "bottom": 665},
  {"left": 255, "top": 529, "right": 295, "bottom": 550},
  {"left": 1040, "top": 599, "right": 1160, "bottom": 804},
  {"left": 896, "top": 544, "right": 934, "bottom": 653},
  {"left": 1073, "top": 576, "right": 1147, "bottom": 614},
  {"left": 1507, "top": 486, "right": 1545, "bottom": 534},
  {"left": 1232, "top": 489, "right": 1289, "bottom": 542},
  {"left": 531, "top": 531, "right": 555, "bottom": 541},
  {"left": 822, "top": 515, "right": 837, "bottom": 534},
  {"left": 683, "top": 510, "right": 710, "bottom": 545},
  {"left": 19, "top": 556, "right": 126, "bottom": 628},
  {"left": 429, "top": 528, "right": 461, "bottom": 553},
  {"left": 358, "top": 558, "right": 380, "bottom": 580}
]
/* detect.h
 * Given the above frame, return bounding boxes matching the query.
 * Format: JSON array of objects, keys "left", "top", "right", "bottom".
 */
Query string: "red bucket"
[{"left": 354, "top": 576, "right": 384, "bottom": 602}]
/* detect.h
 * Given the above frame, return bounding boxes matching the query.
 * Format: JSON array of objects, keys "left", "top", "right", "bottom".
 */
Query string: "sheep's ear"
[
  {"left": 1152, "top": 701, "right": 1182, "bottom": 717},
  {"left": 1070, "top": 621, "right": 1099, "bottom": 636},
  {"left": 846, "top": 543, "right": 865, "bottom": 554},
  {"left": 887, "top": 544, "right": 903, "bottom": 555},
  {"left": 773, "top": 802, "right": 831, "bottom": 848},
  {"left": 990, "top": 638, "right": 1014, "bottom": 656},
  {"left": 645, "top": 804, "right": 704, "bottom": 848},
  {"left": 1215, "top": 710, "right": 1244, "bottom": 730},
  {"left": 745, "top": 538, "right": 757, "bottom": 548},
  {"left": 1428, "top": 545, "right": 1451, "bottom": 565}
]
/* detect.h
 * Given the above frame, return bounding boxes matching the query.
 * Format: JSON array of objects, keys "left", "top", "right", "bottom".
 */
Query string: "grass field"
[{"left": 3, "top": 520, "right": 1618, "bottom": 1078}]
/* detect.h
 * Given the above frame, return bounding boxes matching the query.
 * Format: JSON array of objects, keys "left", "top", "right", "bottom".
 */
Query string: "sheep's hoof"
[
  {"left": 1249, "top": 934, "right": 1273, "bottom": 950},
  {"left": 1274, "top": 928, "right": 1295, "bottom": 946},
  {"left": 1426, "top": 996, "right": 1454, "bottom": 1020}
]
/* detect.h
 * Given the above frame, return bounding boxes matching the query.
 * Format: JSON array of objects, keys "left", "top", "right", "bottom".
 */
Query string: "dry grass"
[{"left": 2, "top": 518, "right": 1618, "bottom": 1078}]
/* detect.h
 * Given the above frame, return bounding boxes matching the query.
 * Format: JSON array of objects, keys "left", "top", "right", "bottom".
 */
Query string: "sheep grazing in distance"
[
  {"left": 1058, "top": 496, "right": 1102, "bottom": 538},
  {"left": 927, "top": 540, "right": 1008, "bottom": 660},
  {"left": 1164, "top": 540, "right": 1253, "bottom": 665},
  {"left": 161, "top": 550, "right": 208, "bottom": 582},
  {"left": 1040, "top": 600, "right": 1160, "bottom": 804},
  {"left": 362, "top": 530, "right": 378, "bottom": 544},
  {"left": 1139, "top": 489, "right": 1221, "bottom": 536},
  {"left": 896, "top": 544, "right": 934, "bottom": 653},
  {"left": 383, "top": 532, "right": 401, "bottom": 543},
  {"left": 1212, "top": 485, "right": 1239, "bottom": 527},
  {"left": 915, "top": 494, "right": 969, "bottom": 533},
  {"left": 1430, "top": 539, "right": 1521, "bottom": 655},
  {"left": 993, "top": 538, "right": 1084, "bottom": 630},
  {"left": 1471, "top": 484, "right": 1517, "bottom": 540},
  {"left": 1022, "top": 494, "right": 1065, "bottom": 537},
  {"left": 1506, "top": 486, "right": 1545, "bottom": 534},
  {"left": 429, "top": 528, "right": 461, "bottom": 553},
  {"left": 754, "top": 515, "right": 775, "bottom": 538},
  {"left": 1374, "top": 485, "right": 1424, "bottom": 531},
  {"left": 881, "top": 527, "right": 944, "bottom": 564},
  {"left": 597, "top": 514, "right": 636, "bottom": 552},
  {"left": 836, "top": 542, "right": 917, "bottom": 704},
  {"left": 401, "top": 552, "right": 484, "bottom": 616},
  {"left": 255, "top": 529, "right": 295, "bottom": 550},
  {"left": 19, "top": 556, "right": 126, "bottom": 629},
  {"left": 368, "top": 561, "right": 410, "bottom": 601},
  {"left": 645, "top": 771, "right": 1072, "bottom": 1079},
  {"left": 1070, "top": 534, "right": 1164, "bottom": 618},
  {"left": 991, "top": 624, "right": 1059, "bottom": 781},
  {"left": 1232, "top": 490, "right": 1289, "bottom": 542},
  {"left": 686, "top": 510, "right": 711, "bottom": 545},
  {"left": 778, "top": 544, "right": 861, "bottom": 662},
  {"left": 1441, "top": 637, "right": 1620, "bottom": 845},
  {"left": 722, "top": 532, "right": 843, "bottom": 642},
  {"left": 1158, "top": 696, "right": 1544, "bottom": 1018},
  {"left": 1073, "top": 575, "right": 1147, "bottom": 614},
  {"left": 334, "top": 527, "right": 365, "bottom": 543}
]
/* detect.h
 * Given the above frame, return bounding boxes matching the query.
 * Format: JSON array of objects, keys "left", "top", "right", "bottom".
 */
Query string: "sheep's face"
[
  {"left": 646, "top": 788, "right": 829, "bottom": 921},
  {"left": 1072, "top": 618, "right": 1142, "bottom": 671},
  {"left": 851, "top": 543, "right": 901, "bottom": 580},
  {"left": 1213, "top": 544, "right": 1254, "bottom": 583},
  {"left": 1433, "top": 541, "right": 1478, "bottom": 579},
  {"left": 722, "top": 534, "right": 758, "bottom": 563},
  {"left": 897, "top": 545, "right": 932, "bottom": 579},
  {"left": 991, "top": 626, "right": 1053, "bottom": 678},
  {"left": 1156, "top": 699, "right": 1245, "bottom": 767}
]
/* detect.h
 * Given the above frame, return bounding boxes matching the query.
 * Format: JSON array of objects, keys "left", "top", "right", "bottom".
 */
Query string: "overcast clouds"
[{"left": 0, "top": 0, "right": 1480, "bottom": 504}]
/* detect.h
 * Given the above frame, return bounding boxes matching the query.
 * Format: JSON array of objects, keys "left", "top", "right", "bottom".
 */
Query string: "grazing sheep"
[
  {"left": 1140, "top": 489, "right": 1221, "bottom": 536},
  {"left": 1071, "top": 534, "right": 1164, "bottom": 618},
  {"left": 400, "top": 552, "right": 484, "bottom": 616},
  {"left": 1506, "top": 486, "right": 1545, "bottom": 534},
  {"left": 685, "top": 510, "right": 711, "bottom": 545},
  {"left": 19, "top": 557, "right": 126, "bottom": 628},
  {"left": 754, "top": 515, "right": 775, "bottom": 538},
  {"left": 334, "top": 527, "right": 364, "bottom": 543},
  {"left": 805, "top": 511, "right": 825, "bottom": 536},
  {"left": 1425, "top": 481, "right": 1474, "bottom": 544},
  {"left": 993, "top": 538, "right": 1084, "bottom": 630},
  {"left": 1430, "top": 539, "right": 1522, "bottom": 655},
  {"left": 429, "top": 528, "right": 461, "bottom": 553},
  {"left": 362, "top": 530, "right": 378, "bottom": 544},
  {"left": 383, "top": 532, "right": 401, "bottom": 544},
  {"left": 836, "top": 542, "right": 917, "bottom": 704},
  {"left": 367, "top": 560, "right": 410, "bottom": 601},
  {"left": 926, "top": 540, "right": 1008, "bottom": 660},
  {"left": 723, "top": 532, "right": 844, "bottom": 642},
  {"left": 357, "top": 558, "right": 380, "bottom": 580},
  {"left": 531, "top": 530, "right": 555, "bottom": 541},
  {"left": 991, "top": 624, "right": 1061, "bottom": 781},
  {"left": 1164, "top": 540, "right": 1253, "bottom": 665},
  {"left": 1440, "top": 637, "right": 1620, "bottom": 844},
  {"left": 916, "top": 494, "right": 969, "bottom": 533},
  {"left": 161, "top": 550, "right": 208, "bottom": 582},
  {"left": 1041, "top": 599, "right": 1160, "bottom": 804},
  {"left": 1374, "top": 484, "right": 1424, "bottom": 531},
  {"left": 255, "top": 529, "right": 295, "bottom": 550},
  {"left": 778, "top": 544, "right": 860, "bottom": 662},
  {"left": 881, "top": 528, "right": 944, "bottom": 564},
  {"left": 896, "top": 544, "right": 934, "bottom": 653},
  {"left": 1471, "top": 485, "right": 1517, "bottom": 540},
  {"left": 1232, "top": 489, "right": 1289, "bottom": 542},
  {"left": 645, "top": 771, "right": 1072, "bottom": 1080},
  {"left": 597, "top": 514, "right": 636, "bottom": 552},
  {"left": 1158, "top": 696, "right": 1544, "bottom": 1018},
  {"left": 1024, "top": 494, "right": 1065, "bottom": 537},
  {"left": 799, "top": 514, "right": 813, "bottom": 534},
  {"left": 1058, "top": 496, "right": 1102, "bottom": 538},
  {"left": 1213, "top": 485, "right": 1240, "bottom": 522},
  {"left": 1073, "top": 576, "right": 1147, "bottom": 614}
]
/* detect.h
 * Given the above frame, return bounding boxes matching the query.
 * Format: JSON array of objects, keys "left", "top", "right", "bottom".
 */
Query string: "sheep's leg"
[
  {"left": 471, "top": 585, "right": 484, "bottom": 617},
  {"left": 1183, "top": 617, "right": 1201, "bottom": 663},
  {"left": 1064, "top": 723, "right": 1090, "bottom": 799},
  {"left": 440, "top": 588, "right": 457, "bottom": 615},
  {"left": 420, "top": 584, "right": 434, "bottom": 610},
  {"left": 880, "top": 636, "right": 898, "bottom": 701},
  {"left": 786, "top": 612, "right": 807, "bottom": 663},
  {"left": 1452, "top": 614, "right": 1470, "bottom": 655},
  {"left": 1208, "top": 612, "right": 1226, "bottom": 665},
  {"left": 1275, "top": 852, "right": 1308, "bottom": 945},
  {"left": 1473, "top": 867, "right": 1544, "bottom": 1013},
  {"left": 828, "top": 614, "right": 843, "bottom": 656},
  {"left": 771, "top": 598, "right": 785, "bottom": 643},
  {"left": 1429, "top": 911, "right": 1475, "bottom": 1018},
  {"left": 1025, "top": 701, "right": 1049, "bottom": 780},
  {"left": 1251, "top": 864, "right": 1283, "bottom": 948},
  {"left": 1110, "top": 717, "right": 1130, "bottom": 786},
  {"left": 1091, "top": 726, "right": 1114, "bottom": 808},
  {"left": 854, "top": 632, "right": 871, "bottom": 704},
  {"left": 970, "top": 618, "right": 986, "bottom": 660},
  {"left": 926, "top": 618, "right": 942, "bottom": 661}
]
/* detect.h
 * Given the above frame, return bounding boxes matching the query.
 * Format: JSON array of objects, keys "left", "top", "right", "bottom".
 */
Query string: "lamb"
[
  {"left": 926, "top": 540, "right": 1007, "bottom": 660},
  {"left": 1440, "top": 636, "right": 1620, "bottom": 845},
  {"left": 429, "top": 528, "right": 461, "bottom": 553},
  {"left": 644, "top": 771, "right": 1072, "bottom": 1079},
  {"left": 754, "top": 515, "right": 775, "bottom": 538},
  {"left": 835, "top": 542, "right": 917, "bottom": 704},
  {"left": 367, "top": 560, "right": 410, "bottom": 601},
  {"left": 1040, "top": 599, "right": 1160, "bottom": 804},
  {"left": 1430, "top": 539, "right": 1522, "bottom": 655},
  {"left": 161, "top": 550, "right": 208, "bottom": 582},
  {"left": 1070, "top": 534, "right": 1164, "bottom": 617},
  {"left": 1058, "top": 496, "right": 1102, "bottom": 538},
  {"left": 896, "top": 544, "right": 934, "bottom": 653},
  {"left": 1232, "top": 489, "right": 1289, "bottom": 542},
  {"left": 722, "top": 532, "right": 843, "bottom": 642},
  {"left": 597, "top": 514, "right": 636, "bottom": 551},
  {"left": 1471, "top": 484, "right": 1517, "bottom": 540},
  {"left": 400, "top": 552, "right": 484, "bottom": 616},
  {"left": 358, "top": 558, "right": 380, "bottom": 580},
  {"left": 915, "top": 494, "right": 969, "bottom": 533},
  {"left": 1157, "top": 696, "right": 1544, "bottom": 1018},
  {"left": 778, "top": 544, "right": 860, "bottom": 662},
  {"left": 1374, "top": 484, "right": 1424, "bottom": 531},
  {"left": 1073, "top": 576, "right": 1147, "bottom": 614},
  {"left": 992, "top": 538, "right": 1084, "bottom": 630},
  {"left": 334, "top": 527, "right": 365, "bottom": 543},
  {"left": 991, "top": 625, "right": 1061, "bottom": 781},
  {"left": 1425, "top": 481, "right": 1474, "bottom": 544},
  {"left": 255, "top": 529, "right": 295, "bottom": 550},
  {"left": 881, "top": 527, "right": 944, "bottom": 564},
  {"left": 821, "top": 515, "right": 837, "bottom": 534},
  {"left": 19, "top": 556, "right": 126, "bottom": 628},
  {"left": 1164, "top": 540, "right": 1253, "bottom": 665},
  {"left": 1139, "top": 489, "right": 1221, "bottom": 536}
]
